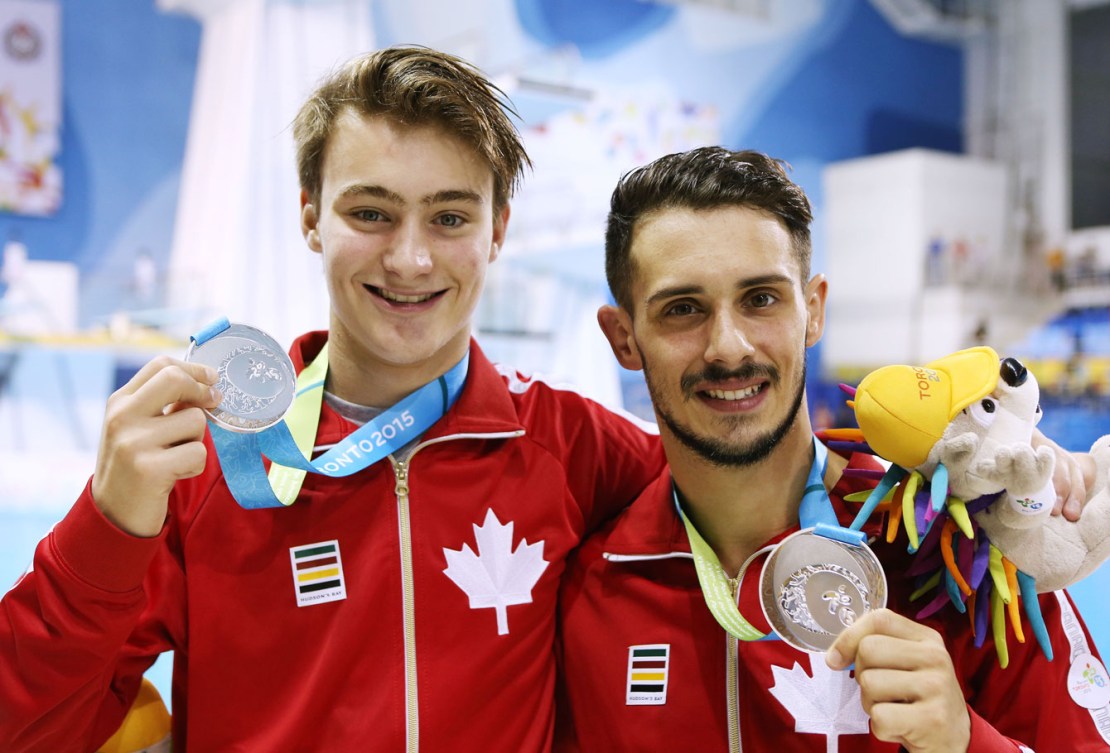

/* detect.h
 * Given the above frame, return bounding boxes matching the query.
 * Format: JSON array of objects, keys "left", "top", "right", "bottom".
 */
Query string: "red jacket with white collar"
[
  {"left": 0, "top": 333, "right": 665, "bottom": 752},
  {"left": 556, "top": 450, "right": 1110, "bottom": 752}
]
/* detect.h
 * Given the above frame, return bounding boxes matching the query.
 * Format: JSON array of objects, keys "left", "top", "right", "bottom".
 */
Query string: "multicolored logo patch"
[
  {"left": 289, "top": 540, "right": 346, "bottom": 607},
  {"left": 1068, "top": 652, "right": 1110, "bottom": 710},
  {"left": 626, "top": 644, "right": 670, "bottom": 705}
]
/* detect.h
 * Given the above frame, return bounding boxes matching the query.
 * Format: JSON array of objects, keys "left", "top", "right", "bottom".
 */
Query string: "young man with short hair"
[{"left": 0, "top": 47, "right": 663, "bottom": 752}]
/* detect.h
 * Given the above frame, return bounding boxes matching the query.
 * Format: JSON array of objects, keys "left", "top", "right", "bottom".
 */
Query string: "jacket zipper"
[
  {"left": 390, "top": 429, "right": 525, "bottom": 753},
  {"left": 605, "top": 550, "right": 743, "bottom": 749},
  {"left": 726, "top": 546, "right": 772, "bottom": 753},
  {"left": 605, "top": 545, "right": 774, "bottom": 753},
  {"left": 727, "top": 630, "right": 740, "bottom": 753},
  {"left": 606, "top": 546, "right": 771, "bottom": 753},
  {"left": 603, "top": 552, "right": 694, "bottom": 563},
  {"left": 394, "top": 457, "right": 419, "bottom": 753}
]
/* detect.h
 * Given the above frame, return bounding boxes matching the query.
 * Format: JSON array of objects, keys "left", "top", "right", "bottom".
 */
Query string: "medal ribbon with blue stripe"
[
  {"left": 194, "top": 319, "right": 467, "bottom": 509},
  {"left": 676, "top": 437, "right": 869, "bottom": 642}
]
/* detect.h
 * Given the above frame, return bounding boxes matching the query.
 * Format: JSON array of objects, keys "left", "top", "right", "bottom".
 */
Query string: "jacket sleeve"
[
  {"left": 0, "top": 481, "right": 179, "bottom": 752},
  {"left": 962, "top": 589, "right": 1110, "bottom": 752},
  {"left": 561, "top": 397, "right": 664, "bottom": 537}
]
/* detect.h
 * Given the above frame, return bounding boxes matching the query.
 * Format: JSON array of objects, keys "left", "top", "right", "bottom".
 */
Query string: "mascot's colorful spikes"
[
  {"left": 946, "top": 496, "right": 974, "bottom": 538},
  {"left": 821, "top": 427, "right": 864, "bottom": 441},
  {"left": 940, "top": 518, "right": 973, "bottom": 596},
  {"left": 974, "top": 578, "right": 992, "bottom": 648},
  {"left": 930, "top": 464, "right": 948, "bottom": 513},
  {"left": 971, "top": 535, "right": 991, "bottom": 592},
  {"left": 1018, "top": 571, "right": 1053, "bottom": 660},
  {"left": 910, "top": 570, "right": 942, "bottom": 602},
  {"left": 902, "top": 472, "right": 922, "bottom": 550},
  {"left": 849, "top": 464, "right": 906, "bottom": 530},
  {"left": 968, "top": 592, "right": 979, "bottom": 639},
  {"left": 885, "top": 496, "right": 903, "bottom": 543},
  {"left": 988, "top": 544, "right": 1011, "bottom": 604},
  {"left": 945, "top": 569, "right": 967, "bottom": 614},
  {"left": 1004, "top": 559, "right": 1024, "bottom": 643},
  {"left": 991, "top": 587, "right": 1010, "bottom": 668},
  {"left": 836, "top": 346, "right": 1063, "bottom": 666}
]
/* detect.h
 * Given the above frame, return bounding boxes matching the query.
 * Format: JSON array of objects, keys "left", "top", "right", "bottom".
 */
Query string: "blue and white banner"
[{"left": 0, "top": 0, "right": 61, "bottom": 216}]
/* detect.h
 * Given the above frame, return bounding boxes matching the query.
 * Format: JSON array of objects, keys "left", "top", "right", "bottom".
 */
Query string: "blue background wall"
[
  {"left": 1, "top": 0, "right": 963, "bottom": 326},
  {"left": 0, "top": 1, "right": 200, "bottom": 323}
]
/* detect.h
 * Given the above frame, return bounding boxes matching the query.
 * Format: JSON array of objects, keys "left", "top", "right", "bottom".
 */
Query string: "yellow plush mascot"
[
  {"left": 824, "top": 346, "right": 1110, "bottom": 667},
  {"left": 96, "top": 678, "right": 172, "bottom": 753}
]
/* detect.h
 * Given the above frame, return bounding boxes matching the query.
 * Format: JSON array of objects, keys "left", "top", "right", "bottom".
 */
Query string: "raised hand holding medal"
[
  {"left": 90, "top": 355, "right": 221, "bottom": 538},
  {"left": 184, "top": 317, "right": 467, "bottom": 509}
]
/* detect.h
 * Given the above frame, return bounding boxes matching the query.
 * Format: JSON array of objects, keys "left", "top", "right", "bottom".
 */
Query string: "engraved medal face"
[
  {"left": 759, "top": 528, "right": 887, "bottom": 653},
  {"left": 184, "top": 323, "right": 295, "bottom": 433}
]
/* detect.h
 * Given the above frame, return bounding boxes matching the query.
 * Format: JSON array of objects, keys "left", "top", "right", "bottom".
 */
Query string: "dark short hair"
[
  {"left": 293, "top": 46, "right": 531, "bottom": 211},
  {"left": 605, "top": 147, "right": 813, "bottom": 310}
]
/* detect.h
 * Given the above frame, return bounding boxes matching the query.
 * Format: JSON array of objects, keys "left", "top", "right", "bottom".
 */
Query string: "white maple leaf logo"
[
  {"left": 769, "top": 655, "right": 870, "bottom": 752},
  {"left": 442, "top": 509, "right": 549, "bottom": 635}
]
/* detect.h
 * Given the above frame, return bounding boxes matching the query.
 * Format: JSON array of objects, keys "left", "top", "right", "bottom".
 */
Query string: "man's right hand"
[
  {"left": 91, "top": 357, "right": 221, "bottom": 537},
  {"left": 826, "top": 609, "right": 970, "bottom": 753}
]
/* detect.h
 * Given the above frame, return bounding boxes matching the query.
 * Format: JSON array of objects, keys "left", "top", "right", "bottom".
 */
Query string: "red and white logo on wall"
[
  {"left": 4, "top": 18, "right": 41, "bottom": 60},
  {"left": 0, "top": 0, "right": 61, "bottom": 217}
]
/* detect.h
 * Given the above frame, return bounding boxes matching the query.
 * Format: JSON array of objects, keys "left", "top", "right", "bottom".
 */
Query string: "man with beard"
[{"left": 555, "top": 147, "right": 1109, "bottom": 752}]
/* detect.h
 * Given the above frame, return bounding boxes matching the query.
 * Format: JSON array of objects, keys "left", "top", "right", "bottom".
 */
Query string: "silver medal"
[
  {"left": 184, "top": 322, "right": 296, "bottom": 433},
  {"left": 759, "top": 527, "right": 887, "bottom": 653}
]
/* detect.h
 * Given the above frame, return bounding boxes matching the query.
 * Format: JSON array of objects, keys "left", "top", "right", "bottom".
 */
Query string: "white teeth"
[
  {"left": 378, "top": 288, "right": 435, "bottom": 304},
  {"left": 706, "top": 384, "right": 762, "bottom": 401}
]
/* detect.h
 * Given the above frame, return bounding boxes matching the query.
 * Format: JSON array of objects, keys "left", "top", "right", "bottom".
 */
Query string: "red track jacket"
[
  {"left": 0, "top": 333, "right": 665, "bottom": 752},
  {"left": 557, "top": 451, "right": 1110, "bottom": 752}
]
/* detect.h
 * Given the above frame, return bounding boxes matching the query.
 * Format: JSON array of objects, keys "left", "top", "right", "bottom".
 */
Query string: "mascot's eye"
[
  {"left": 968, "top": 398, "right": 998, "bottom": 428},
  {"left": 1034, "top": 403, "right": 1044, "bottom": 426}
]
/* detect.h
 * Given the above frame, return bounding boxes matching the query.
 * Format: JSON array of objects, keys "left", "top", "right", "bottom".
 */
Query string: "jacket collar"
[
  {"left": 600, "top": 447, "right": 886, "bottom": 557},
  {"left": 289, "top": 332, "right": 525, "bottom": 448}
]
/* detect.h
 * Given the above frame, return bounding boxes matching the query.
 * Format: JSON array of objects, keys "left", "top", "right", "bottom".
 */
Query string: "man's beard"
[{"left": 642, "top": 354, "right": 808, "bottom": 468}]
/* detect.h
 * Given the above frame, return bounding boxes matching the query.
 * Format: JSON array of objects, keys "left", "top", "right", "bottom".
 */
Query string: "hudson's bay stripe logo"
[
  {"left": 626, "top": 644, "right": 670, "bottom": 705},
  {"left": 290, "top": 540, "right": 347, "bottom": 607}
]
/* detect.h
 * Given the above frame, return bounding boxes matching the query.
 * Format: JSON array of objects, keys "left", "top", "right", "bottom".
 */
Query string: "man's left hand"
[{"left": 1032, "top": 428, "right": 1096, "bottom": 520}]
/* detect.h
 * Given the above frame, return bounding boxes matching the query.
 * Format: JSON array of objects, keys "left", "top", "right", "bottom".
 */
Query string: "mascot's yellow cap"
[{"left": 853, "top": 346, "right": 1000, "bottom": 469}]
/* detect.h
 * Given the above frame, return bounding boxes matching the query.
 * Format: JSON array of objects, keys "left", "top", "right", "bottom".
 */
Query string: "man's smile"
[
  {"left": 365, "top": 284, "right": 444, "bottom": 305},
  {"left": 702, "top": 383, "right": 766, "bottom": 401}
]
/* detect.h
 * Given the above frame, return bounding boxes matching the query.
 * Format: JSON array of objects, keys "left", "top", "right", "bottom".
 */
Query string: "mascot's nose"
[{"left": 1000, "top": 357, "right": 1028, "bottom": 387}]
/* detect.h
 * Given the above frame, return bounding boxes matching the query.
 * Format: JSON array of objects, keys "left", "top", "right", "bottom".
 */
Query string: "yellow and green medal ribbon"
[
  {"left": 678, "top": 508, "right": 768, "bottom": 641},
  {"left": 266, "top": 343, "right": 329, "bottom": 506},
  {"left": 675, "top": 438, "right": 835, "bottom": 643}
]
